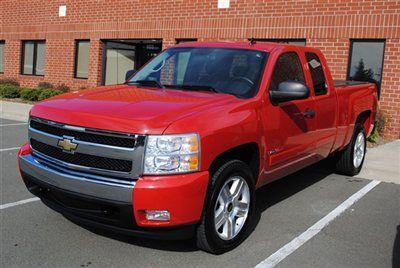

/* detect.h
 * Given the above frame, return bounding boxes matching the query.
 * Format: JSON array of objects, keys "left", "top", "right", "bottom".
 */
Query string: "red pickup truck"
[{"left": 18, "top": 42, "right": 377, "bottom": 253}]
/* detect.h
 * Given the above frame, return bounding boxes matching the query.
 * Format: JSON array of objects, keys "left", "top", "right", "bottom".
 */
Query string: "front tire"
[
  {"left": 335, "top": 123, "right": 367, "bottom": 176},
  {"left": 196, "top": 160, "right": 255, "bottom": 254}
]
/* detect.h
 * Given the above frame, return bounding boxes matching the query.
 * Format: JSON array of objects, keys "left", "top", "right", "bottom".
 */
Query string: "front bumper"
[
  {"left": 19, "top": 153, "right": 134, "bottom": 203},
  {"left": 18, "top": 144, "right": 209, "bottom": 239}
]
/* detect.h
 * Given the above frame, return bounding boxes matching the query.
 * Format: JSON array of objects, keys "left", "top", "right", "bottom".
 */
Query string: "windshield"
[{"left": 128, "top": 47, "right": 268, "bottom": 98}]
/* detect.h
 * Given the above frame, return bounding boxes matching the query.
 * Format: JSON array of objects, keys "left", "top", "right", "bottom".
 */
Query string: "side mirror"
[
  {"left": 269, "top": 81, "right": 310, "bottom": 104},
  {"left": 125, "top": 69, "right": 136, "bottom": 81}
]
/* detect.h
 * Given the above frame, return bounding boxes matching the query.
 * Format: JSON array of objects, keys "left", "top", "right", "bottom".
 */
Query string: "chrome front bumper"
[{"left": 19, "top": 153, "right": 135, "bottom": 203}]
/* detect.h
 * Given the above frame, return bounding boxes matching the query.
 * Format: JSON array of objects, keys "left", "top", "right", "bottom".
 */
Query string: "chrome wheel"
[
  {"left": 353, "top": 132, "right": 365, "bottom": 168},
  {"left": 214, "top": 176, "right": 250, "bottom": 240}
]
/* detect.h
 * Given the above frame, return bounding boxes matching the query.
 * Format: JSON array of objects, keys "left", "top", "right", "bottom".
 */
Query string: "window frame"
[
  {"left": 0, "top": 40, "right": 5, "bottom": 74},
  {"left": 100, "top": 39, "right": 163, "bottom": 86},
  {"left": 20, "top": 40, "right": 46, "bottom": 76},
  {"left": 269, "top": 51, "right": 306, "bottom": 92},
  {"left": 74, "top": 39, "right": 90, "bottom": 79},
  {"left": 346, "top": 39, "right": 386, "bottom": 98}
]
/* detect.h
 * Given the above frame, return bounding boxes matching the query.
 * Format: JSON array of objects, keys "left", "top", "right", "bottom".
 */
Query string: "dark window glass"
[
  {"left": 347, "top": 40, "right": 385, "bottom": 96},
  {"left": 306, "top": 52, "right": 327, "bottom": 95},
  {"left": 176, "top": 38, "right": 198, "bottom": 44},
  {"left": 269, "top": 52, "right": 305, "bottom": 91},
  {"left": 250, "top": 38, "right": 306, "bottom": 46},
  {"left": 21, "top": 40, "right": 46, "bottom": 76},
  {"left": 0, "top": 41, "right": 4, "bottom": 73},
  {"left": 74, "top": 40, "right": 90, "bottom": 79}
]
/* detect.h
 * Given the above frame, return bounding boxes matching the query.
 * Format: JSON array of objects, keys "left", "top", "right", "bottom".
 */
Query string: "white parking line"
[
  {"left": 255, "top": 180, "right": 381, "bottom": 268},
  {"left": 0, "top": 197, "right": 40, "bottom": 210},
  {"left": 0, "top": 123, "right": 27, "bottom": 127},
  {"left": 0, "top": 147, "right": 20, "bottom": 152}
]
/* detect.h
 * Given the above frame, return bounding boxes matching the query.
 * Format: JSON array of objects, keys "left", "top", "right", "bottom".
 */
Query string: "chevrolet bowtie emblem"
[{"left": 58, "top": 137, "right": 78, "bottom": 153}]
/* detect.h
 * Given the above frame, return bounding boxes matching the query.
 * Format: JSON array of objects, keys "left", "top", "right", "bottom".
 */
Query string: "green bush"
[
  {"left": 0, "top": 78, "right": 20, "bottom": 86},
  {"left": 56, "top": 83, "right": 70, "bottom": 93},
  {"left": 37, "top": 82, "right": 54, "bottom": 89},
  {"left": 38, "top": 89, "right": 63, "bottom": 101},
  {"left": 20, "top": 88, "right": 43, "bottom": 101},
  {"left": 0, "top": 84, "right": 21, "bottom": 98},
  {"left": 368, "top": 110, "right": 386, "bottom": 143}
]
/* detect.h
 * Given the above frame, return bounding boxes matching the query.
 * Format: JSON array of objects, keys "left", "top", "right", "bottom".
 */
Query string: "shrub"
[
  {"left": 56, "top": 83, "right": 70, "bottom": 93},
  {"left": 37, "top": 81, "right": 54, "bottom": 89},
  {"left": 20, "top": 88, "right": 43, "bottom": 101},
  {"left": 0, "top": 84, "right": 20, "bottom": 98},
  {"left": 38, "top": 89, "right": 63, "bottom": 101},
  {"left": 368, "top": 110, "right": 386, "bottom": 143},
  {"left": 0, "top": 78, "right": 20, "bottom": 86}
]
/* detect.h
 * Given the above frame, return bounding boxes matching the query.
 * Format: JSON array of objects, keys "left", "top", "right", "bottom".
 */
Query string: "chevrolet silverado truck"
[{"left": 18, "top": 41, "right": 377, "bottom": 254}]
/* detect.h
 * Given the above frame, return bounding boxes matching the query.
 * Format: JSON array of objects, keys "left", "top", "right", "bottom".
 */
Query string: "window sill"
[{"left": 19, "top": 74, "right": 45, "bottom": 77}]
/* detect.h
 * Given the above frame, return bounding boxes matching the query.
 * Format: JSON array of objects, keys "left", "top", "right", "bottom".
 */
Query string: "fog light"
[{"left": 145, "top": 210, "right": 170, "bottom": 221}]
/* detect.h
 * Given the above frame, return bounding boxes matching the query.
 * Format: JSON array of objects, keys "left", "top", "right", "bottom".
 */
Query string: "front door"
[{"left": 264, "top": 51, "right": 317, "bottom": 180}]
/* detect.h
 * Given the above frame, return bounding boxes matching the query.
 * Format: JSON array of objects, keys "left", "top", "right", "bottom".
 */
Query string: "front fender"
[{"left": 163, "top": 101, "right": 264, "bottom": 173}]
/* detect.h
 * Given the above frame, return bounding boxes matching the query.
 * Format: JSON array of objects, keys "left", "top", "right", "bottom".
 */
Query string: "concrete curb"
[{"left": 0, "top": 100, "right": 32, "bottom": 122}]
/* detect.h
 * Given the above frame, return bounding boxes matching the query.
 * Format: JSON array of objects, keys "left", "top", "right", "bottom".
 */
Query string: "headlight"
[{"left": 144, "top": 133, "right": 200, "bottom": 175}]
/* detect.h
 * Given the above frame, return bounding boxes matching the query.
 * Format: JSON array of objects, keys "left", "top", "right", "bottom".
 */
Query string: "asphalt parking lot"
[{"left": 1, "top": 118, "right": 399, "bottom": 268}]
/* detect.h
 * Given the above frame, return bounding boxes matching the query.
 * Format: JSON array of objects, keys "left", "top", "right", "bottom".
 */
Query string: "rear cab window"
[{"left": 305, "top": 52, "right": 328, "bottom": 96}]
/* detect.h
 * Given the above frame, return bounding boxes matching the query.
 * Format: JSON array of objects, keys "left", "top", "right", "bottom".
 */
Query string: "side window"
[
  {"left": 270, "top": 52, "right": 305, "bottom": 91},
  {"left": 306, "top": 52, "right": 327, "bottom": 95}
]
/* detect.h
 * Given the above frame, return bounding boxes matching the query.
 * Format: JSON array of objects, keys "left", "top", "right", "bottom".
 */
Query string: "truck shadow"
[
  {"left": 246, "top": 158, "right": 336, "bottom": 241},
  {"left": 70, "top": 159, "right": 336, "bottom": 253}
]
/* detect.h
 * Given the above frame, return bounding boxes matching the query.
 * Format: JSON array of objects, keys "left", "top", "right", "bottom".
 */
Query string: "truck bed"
[{"left": 331, "top": 80, "right": 377, "bottom": 152}]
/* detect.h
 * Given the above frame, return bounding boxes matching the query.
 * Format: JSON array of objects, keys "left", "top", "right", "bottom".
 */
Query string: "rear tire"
[
  {"left": 196, "top": 160, "right": 255, "bottom": 254},
  {"left": 335, "top": 123, "right": 366, "bottom": 176}
]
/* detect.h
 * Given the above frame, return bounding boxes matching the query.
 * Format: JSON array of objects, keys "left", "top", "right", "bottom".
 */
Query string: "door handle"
[{"left": 302, "top": 109, "right": 315, "bottom": 119}]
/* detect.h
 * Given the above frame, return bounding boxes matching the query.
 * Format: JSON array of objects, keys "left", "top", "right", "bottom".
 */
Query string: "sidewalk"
[
  {"left": 1, "top": 100, "right": 399, "bottom": 184},
  {"left": 358, "top": 140, "right": 400, "bottom": 184},
  {"left": 0, "top": 100, "right": 32, "bottom": 122}
]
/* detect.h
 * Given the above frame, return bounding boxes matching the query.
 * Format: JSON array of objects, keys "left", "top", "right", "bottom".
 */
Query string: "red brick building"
[{"left": 0, "top": 0, "right": 399, "bottom": 138}]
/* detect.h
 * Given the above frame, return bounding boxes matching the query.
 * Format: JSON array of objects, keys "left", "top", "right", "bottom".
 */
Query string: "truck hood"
[{"left": 30, "top": 85, "right": 237, "bottom": 134}]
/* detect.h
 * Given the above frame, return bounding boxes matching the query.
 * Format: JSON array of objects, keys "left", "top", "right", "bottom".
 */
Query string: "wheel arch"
[
  {"left": 208, "top": 142, "right": 260, "bottom": 186},
  {"left": 355, "top": 109, "right": 373, "bottom": 136}
]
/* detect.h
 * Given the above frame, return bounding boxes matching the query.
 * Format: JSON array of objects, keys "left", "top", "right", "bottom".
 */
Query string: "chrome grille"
[
  {"left": 28, "top": 117, "right": 145, "bottom": 180},
  {"left": 30, "top": 119, "right": 136, "bottom": 148},
  {"left": 30, "top": 139, "right": 133, "bottom": 172}
]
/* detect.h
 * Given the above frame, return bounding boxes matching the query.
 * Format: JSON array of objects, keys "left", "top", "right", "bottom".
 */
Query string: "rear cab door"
[
  {"left": 262, "top": 46, "right": 318, "bottom": 180},
  {"left": 302, "top": 49, "right": 338, "bottom": 159}
]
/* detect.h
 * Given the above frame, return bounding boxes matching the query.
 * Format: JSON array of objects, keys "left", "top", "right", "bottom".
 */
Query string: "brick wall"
[
  {"left": 379, "top": 39, "right": 400, "bottom": 138},
  {"left": 0, "top": 0, "right": 399, "bottom": 138}
]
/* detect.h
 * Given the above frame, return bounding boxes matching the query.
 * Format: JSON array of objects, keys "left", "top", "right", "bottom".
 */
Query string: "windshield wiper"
[
  {"left": 127, "top": 80, "right": 164, "bottom": 88},
  {"left": 164, "top": 84, "right": 219, "bottom": 93}
]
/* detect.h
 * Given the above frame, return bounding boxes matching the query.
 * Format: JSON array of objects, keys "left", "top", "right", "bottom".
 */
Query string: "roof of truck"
[{"left": 173, "top": 41, "right": 299, "bottom": 52}]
